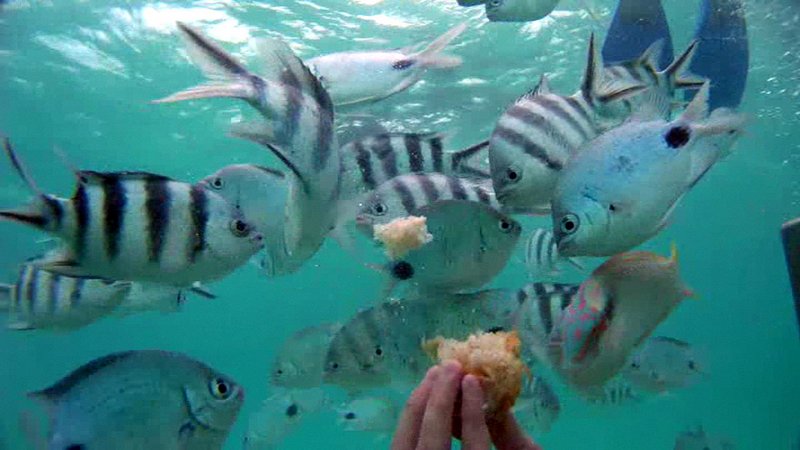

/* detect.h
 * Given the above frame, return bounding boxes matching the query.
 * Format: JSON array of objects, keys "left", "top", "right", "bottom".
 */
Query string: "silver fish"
[
  {"left": 198, "top": 164, "right": 297, "bottom": 277},
  {"left": 0, "top": 139, "right": 264, "bottom": 286},
  {"left": 552, "top": 82, "right": 747, "bottom": 257},
  {"left": 0, "top": 263, "right": 131, "bottom": 331},
  {"left": 488, "top": 34, "right": 644, "bottom": 214},
  {"left": 523, "top": 228, "right": 583, "bottom": 280},
  {"left": 513, "top": 375, "right": 561, "bottom": 433},
  {"left": 323, "top": 287, "right": 521, "bottom": 390},
  {"left": 622, "top": 336, "right": 704, "bottom": 393},
  {"left": 307, "top": 24, "right": 466, "bottom": 106},
  {"left": 379, "top": 200, "right": 520, "bottom": 294},
  {"left": 583, "top": 377, "right": 641, "bottom": 406},
  {"left": 155, "top": 22, "right": 339, "bottom": 273},
  {"left": 29, "top": 350, "right": 244, "bottom": 450},
  {"left": 485, "top": 0, "right": 560, "bottom": 22},
  {"left": 674, "top": 426, "right": 736, "bottom": 450},
  {"left": 243, "top": 388, "right": 327, "bottom": 450},
  {"left": 271, "top": 323, "right": 341, "bottom": 389},
  {"left": 336, "top": 396, "right": 399, "bottom": 433},
  {"left": 354, "top": 173, "right": 500, "bottom": 234},
  {"left": 114, "top": 282, "right": 216, "bottom": 317},
  {"left": 338, "top": 132, "right": 490, "bottom": 202}
]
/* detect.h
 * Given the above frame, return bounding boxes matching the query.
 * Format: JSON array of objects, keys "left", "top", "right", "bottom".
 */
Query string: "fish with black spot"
[
  {"left": 243, "top": 388, "right": 327, "bottom": 450},
  {"left": 0, "top": 138, "right": 263, "bottom": 286}
]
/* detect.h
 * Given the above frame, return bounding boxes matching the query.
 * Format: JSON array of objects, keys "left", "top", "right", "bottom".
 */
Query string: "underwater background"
[{"left": 0, "top": 0, "right": 798, "bottom": 448}]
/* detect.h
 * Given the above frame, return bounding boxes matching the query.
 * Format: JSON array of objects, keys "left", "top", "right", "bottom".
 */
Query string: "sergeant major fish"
[
  {"left": 510, "top": 282, "right": 580, "bottom": 365},
  {"left": 155, "top": 22, "right": 340, "bottom": 274},
  {"left": 513, "top": 375, "right": 561, "bottom": 433},
  {"left": 307, "top": 24, "right": 466, "bottom": 106},
  {"left": 0, "top": 263, "right": 131, "bottom": 331},
  {"left": 271, "top": 323, "right": 341, "bottom": 389},
  {"left": 552, "top": 82, "right": 747, "bottom": 257},
  {"left": 523, "top": 228, "right": 583, "bottom": 280},
  {"left": 0, "top": 138, "right": 263, "bottom": 286},
  {"left": 28, "top": 350, "right": 244, "bottom": 450},
  {"left": 243, "top": 388, "right": 327, "bottom": 450}
]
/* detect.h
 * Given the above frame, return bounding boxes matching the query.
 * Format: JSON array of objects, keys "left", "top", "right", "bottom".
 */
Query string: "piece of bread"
[
  {"left": 373, "top": 215, "right": 433, "bottom": 260},
  {"left": 423, "top": 331, "right": 528, "bottom": 415}
]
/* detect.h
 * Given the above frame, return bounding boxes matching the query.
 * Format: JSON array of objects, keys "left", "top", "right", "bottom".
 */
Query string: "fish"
[
  {"left": 488, "top": 34, "right": 645, "bottom": 214},
  {"left": 602, "top": 0, "right": 674, "bottom": 70},
  {"left": 197, "top": 164, "right": 299, "bottom": 277},
  {"left": 621, "top": 336, "right": 704, "bottom": 393},
  {"left": 28, "top": 350, "right": 244, "bottom": 449},
  {"left": 379, "top": 200, "right": 520, "bottom": 294},
  {"left": 338, "top": 132, "right": 490, "bottom": 202},
  {"left": 155, "top": 22, "right": 340, "bottom": 273},
  {"left": 336, "top": 397, "right": 399, "bottom": 433},
  {"left": 583, "top": 377, "right": 641, "bottom": 406},
  {"left": 674, "top": 426, "right": 736, "bottom": 450},
  {"left": 323, "top": 287, "right": 522, "bottom": 390},
  {"left": 114, "top": 282, "right": 216, "bottom": 317},
  {"left": 549, "top": 246, "right": 694, "bottom": 389},
  {"left": 685, "top": 0, "right": 749, "bottom": 109},
  {"left": 354, "top": 173, "right": 500, "bottom": 235},
  {"left": 523, "top": 228, "right": 583, "bottom": 280},
  {"left": 0, "top": 263, "right": 132, "bottom": 331},
  {"left": 552, "top": 82, "right": 747, "bottom": 257},
  {"left": 485, "top": 0, "right": 560, "bottom": 22},
  {"left": 513, "top": 375, "right": 560, "bottom": 433},
  {"left": 0, "top": 138, "right": 264, "bottom": 286},
  {"left": 271, "top": 323, "right": 341, "bottom": 389},
  {"left": 243, "top": 388, "right": 327, "bottom": 450},
  {"left": 510, "top": 282, "right": 580, "bottom": 365},
  {"left": 306, "top": 24, "right": 466, "bottom": 106}
]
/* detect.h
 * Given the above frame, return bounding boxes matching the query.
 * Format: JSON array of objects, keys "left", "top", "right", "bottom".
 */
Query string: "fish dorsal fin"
[
  {"left": 580, "top": 33, "right": 601, "bottom": 100},
  {"left": 663, "top": 39, "right": 706, "bottom": 90},
  {"left": 525, "top": 74, "right": 552, "bottom": 99},
  {"left": 175, "top": 22, "right": 249, "bottom": 82},
  {"left": 583, "top": 33, "right": 646, "bottom": 105},
  {"left": 681, "top": 81, "right": 711, "bottom": 122},
  {"left": 76, "top": 171, "right": 173, "bottom": 186},
  {"left": 28, "top": 351, "right": 137, "bottom": 401},
  {"left": 3, "top": 137, "right": 43, "bottom": 196},
  {"left": 255, "top": 38, "right": 333, "bottom": 112},
  {"left": 639, "top": 39, "right": 665, "bottom": 76}
]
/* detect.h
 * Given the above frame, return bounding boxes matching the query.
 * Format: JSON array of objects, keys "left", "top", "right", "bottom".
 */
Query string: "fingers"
[
  {"left": 416, "top": 360, "right": 463, "bottom": 450},
  {"left": 459, "top": 374, "right": 491, "bottom": 450},
  {"left": 391, "top": 365, "right": 439, "bottom": 450},
  {"left": 489, "top": 411, "right": 542, "bottom": 450}
]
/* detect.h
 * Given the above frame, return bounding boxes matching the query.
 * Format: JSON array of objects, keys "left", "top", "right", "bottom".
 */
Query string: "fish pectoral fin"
[
  {"left": 189, "top": 282, "right": 216, "bottom": 300},
  {"left": 8, "top": 321, "right": 35, "bottom": 331}
]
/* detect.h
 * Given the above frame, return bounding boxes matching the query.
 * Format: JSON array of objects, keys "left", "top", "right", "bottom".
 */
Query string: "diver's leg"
[{"left": 602, "top": 0, "right": 674, "bottom": 69}]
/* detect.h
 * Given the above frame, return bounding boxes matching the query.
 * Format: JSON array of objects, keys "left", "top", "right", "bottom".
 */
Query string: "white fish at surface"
[
  {"left": 513, "top": 375, "right": 561, "bottom": 432},
  {"left": 336, "top": 397, "right": 399, "bottom": 433},
  {"left": 552, "top": 82, "right": 747, "bottom": 257},
  {"left": 271, "top": 323, "right": 341, "bottom": 389},
  {"left": 307, "top": 24, "right": 466, "bottom": 106},
  {"left": 674, "top": 426, "right": 736, "bottom": 450},
  {"left": 523, "top": 228, "right": 583, "bottom": 279},
  {"left": 485, "top": 0, "right": 560, "bottom": 22},
  {"left": 0, "top": 138, "right": 264, "bottom": 286},
  {"left": 28, "top": 350, "right": 244, "bottom": 450},
  {"left": 0, "top": 263, "right": 132, "bottom": 331},
  {"left": 243, "top": 388, "right": 327, "bottom": 450},
  {"left": 622, "top": 336, "right": 704, "bottom": 393},
  {"left": 155, "top": 22, "right": 340, "bottom": 274}
]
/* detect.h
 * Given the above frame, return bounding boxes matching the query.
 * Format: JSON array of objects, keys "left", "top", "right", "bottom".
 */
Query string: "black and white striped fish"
[
  {"left": 514, "top": 375, "right": 561, "bottom": 433},
  {"left": 0, "top": 138, "right": 264, "bottom": 286},
  {"left": 511, "top": 282, "right": 580, "bottom": 365},
  {"left": 338, "top": 133, "right": 490, "bottom": 201},
  {"left": 584, "top": 377, "right": 641, "bottom": 407},
  {"left": 0, "top": 264, "right": 131, "bottom": 331},
  {"left": 155, "top": 22, "right": 340, "bottom": 273},
  {"left": 602, "top": 39, "right": 706, "bottom": 120},
  {"left": 524, "top": 228, "right": 583, "bottom": 279},
  {"left": 354, "top": 173, "right": 499, "bottom": 235},
  {"left": 488, "top": 34, "right": 645, "bottom": 214}
]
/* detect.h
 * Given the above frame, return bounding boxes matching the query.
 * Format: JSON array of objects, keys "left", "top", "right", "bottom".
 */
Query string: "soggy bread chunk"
[
  {"left": 373, "top": 216, "right": 433, "bottom": 260},
  {"left": 423, "top": 331, "right": 527, "bottom": 415}
]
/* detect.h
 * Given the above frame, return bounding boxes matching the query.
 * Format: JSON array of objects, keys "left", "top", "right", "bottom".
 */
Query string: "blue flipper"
[
  {"left": 685, "top": 0, "right": 749, "bottom": 109},
  {"left": 602, "top": 0, "right": 674, "bottom": 70}
]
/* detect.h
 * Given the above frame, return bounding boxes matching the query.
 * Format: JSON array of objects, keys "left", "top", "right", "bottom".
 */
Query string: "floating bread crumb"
[
  {"left": 373, "top": 216, "right": 433, "bottom": 260},
  {"left": 423, "top": 331, "right": 528, "bottom": 415}
]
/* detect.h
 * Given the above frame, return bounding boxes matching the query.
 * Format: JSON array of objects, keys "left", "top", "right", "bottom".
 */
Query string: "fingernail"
[{"left": 442, "top": 359, "right": 462, "bottom": 377}]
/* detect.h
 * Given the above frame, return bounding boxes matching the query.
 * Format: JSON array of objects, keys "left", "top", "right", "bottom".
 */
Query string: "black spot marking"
[
  {"left": 392, "top": 59, "right": 415, "bottom": 70},
  {"left": 344, "top": 412, "right": 356, "bottom": 420},
  {"left": 486, "top": 326, "right": 504, "bottom": 333},
  {"left": 391, "top": 261, "right": 414, "bottom": 280},
  {"left": 65, "top": 445, "right": 86, "bottom": 450},
  {"left": 665, "top": 126, "right": 691, "bottom": 148},
  {"left": 286, "top": 403, "right": 299, "bottom": 417}
]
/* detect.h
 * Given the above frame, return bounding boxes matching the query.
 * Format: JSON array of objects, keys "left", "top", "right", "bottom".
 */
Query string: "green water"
[{"left": 0, "top": 0, "right": 798, "bottom": 448}]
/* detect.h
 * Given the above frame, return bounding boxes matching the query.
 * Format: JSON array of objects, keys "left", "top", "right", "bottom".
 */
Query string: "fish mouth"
[{"left": 355, "top": 214, "right": 373, "bottom": 226}]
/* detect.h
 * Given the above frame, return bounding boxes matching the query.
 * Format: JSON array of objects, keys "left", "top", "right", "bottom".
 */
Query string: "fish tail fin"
[
  {"left": 583, "top": 33, "right": 645, "bottom": 104},
  {"left": 0, "top": 283, "right": 11, "bottom": 311},
  {"left": 663, "top": 39, "right": 707, "bottom": 90},
  {"left": 152, "top": 22, "right": 259, "bottom": 104},
  {"left": 413, "top": 23, "right": 467, "bottom": 69},
  {"left": 450, "top": 139, "right": 490, "bottom": 178}
]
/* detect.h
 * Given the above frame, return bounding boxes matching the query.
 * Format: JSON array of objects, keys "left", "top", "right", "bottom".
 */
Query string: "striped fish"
[
  {"left": 155, "top": 22, "right": 340, "bottom": 273},
  {"left": 0, "top": 138, "right": 264, "bottom": 286},
  {"left": 584, "top": 377, "right": 641, "bottom": 406},
  {"left": 0, "top": 264, "right": 132, "bottom": 331},
  {"left": 338, "top": 133, "right": 490, "bottom": 201},
  {"left": 488, "top": 33, "right": 645, "bottom": 214},
  {"left": 602, "top": 39, "right": 706, "bottom": 119},
  {"left": 198, "top": 164, "right": 299, "bottom": 277},
  {"left": 510, "top": 282, "right": 580, "bottom": 365},
  {"left": 354, "top": 173, "right": 500, "bottom": 234},
  {"left": 514, "top": 375, "right": 561, "bottom": 433},
  {"left": 524, "top": 228, "right": 583, "bottom": 280}
]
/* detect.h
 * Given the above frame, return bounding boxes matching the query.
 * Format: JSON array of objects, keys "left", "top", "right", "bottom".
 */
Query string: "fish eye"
[
  {"left": 372, "top": 202, "right": 388, "bottom": 216},
  {"left": 490, "top": 0, "right": 502, "bottom": 6},
  {"left": 664, "top": 125, "right": 691, "bottom": 148},
  {"left": 498, "top": 219, "right": 513, "bottom": 233},
  {"left": 229, "top": 219, "right": 251, "bottom": 237},
  {"left": 688, "top": 360, "right": 696, "bottom": 370},
  {"left": 505, "top": 167, "right": 520, "bottom": 183},
  {"left": 209, "top": 377, "right": 233, "bottom": 400},
  {"left": 608, "top": 204, "right": 617, "bottom": 212},
  {"left": 210, "top": 177, "right": 224, "bottom": 190},
  {"left": 375, "top": 346, "right": 383, "bottom": 357},
  {"left": 286, "top": 403, "right": 299, "bottom": 417},
  {"left": 329, "top": 361, "right": 340, "bottom": 371},
  {"left": 559, "top": 214, "right": 579, "bottom": 235},
  {"left": 630, "top": 361, "right": 640, "bottom": 369}
]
